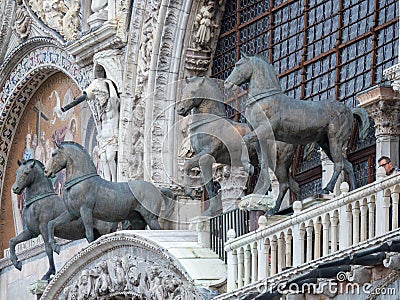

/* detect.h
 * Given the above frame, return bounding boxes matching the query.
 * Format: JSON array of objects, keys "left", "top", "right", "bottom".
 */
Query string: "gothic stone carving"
[{"left": 41, "top": 232, "right": 202, "bottom": 299}]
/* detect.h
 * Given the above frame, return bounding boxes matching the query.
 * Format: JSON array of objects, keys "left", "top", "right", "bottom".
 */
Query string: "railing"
[
  {"left": 210, "top": 209, "right": 250, "bottom": 262},
  {"left": 223, "top": 171, "right": 400, "bottom": 292}
]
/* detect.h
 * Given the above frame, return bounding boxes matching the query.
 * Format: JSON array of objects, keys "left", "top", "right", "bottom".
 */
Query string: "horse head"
[
  {"left": 12, "top": 160, "right": 42, "bottom": 194},
  {"left": 177, "top": 77, "right": 207, "bottom": 117},
  {"left": 177, "top": 77, "right": 225, "bottom": 117},
  {"left": 44, "top": 141, "right": 67, "bottom": 178},
  {"left": 224, "top": 53, "right": 253, "bottom": 89}
]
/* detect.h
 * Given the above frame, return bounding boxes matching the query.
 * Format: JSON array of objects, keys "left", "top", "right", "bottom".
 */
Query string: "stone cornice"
[
  {"left": 225, "top": 173, "right": 400, "bottom": 252},
  {"left": 217, "top": 228, "right": 400, "bottom": 299},
  {"left": 66, "top": 21, "right": 125, "bottom": 67}
]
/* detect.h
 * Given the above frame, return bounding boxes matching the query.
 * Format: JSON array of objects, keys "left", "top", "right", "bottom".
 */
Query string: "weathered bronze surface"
[
  {"left": 177, "top": 76, "right": 299, "bottom": 215},
  {"left": 9, "top": 159, "right": 117, "bottom": 280},
  {"left": 44, "top": 142, "right": 175, "bottom": 253},
  {"left": 225, "top": 54, "right": 370, "bottom": 194}
]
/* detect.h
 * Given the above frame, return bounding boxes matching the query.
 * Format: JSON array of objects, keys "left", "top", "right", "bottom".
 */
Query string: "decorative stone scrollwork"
[
  {"left": 57, "top": 255, "right": 197, "bottom": 299},
  {"left": 12, "top": 0, "right": 32, "bottom": 39}
]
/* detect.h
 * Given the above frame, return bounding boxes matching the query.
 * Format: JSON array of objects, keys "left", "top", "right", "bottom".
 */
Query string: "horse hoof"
[
  {"left": 53, "top": 244, "right": 61, "bottom": 255},
  {"left": 15, "top": 261, "right": 22, "bottom": 271},
  {"left": 320, "top": 189, "right": 330, "bottom": 195},
  {"left": 265, "top": 209, "right": 277, "bottom": 216}
]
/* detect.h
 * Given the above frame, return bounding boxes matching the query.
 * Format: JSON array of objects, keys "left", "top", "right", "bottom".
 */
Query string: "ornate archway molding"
[
  {"left": 41, "top": 231, "right": 202, "bottom": 299},
  {"left": 0, "top": 38, "right": 90, "bottom": 202}
]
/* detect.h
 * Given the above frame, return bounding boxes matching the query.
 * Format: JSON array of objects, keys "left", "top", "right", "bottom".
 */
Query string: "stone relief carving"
[
  {"left": 28, "top": 0, "right": 80, "bottom": 41},
  {"left": 59, "top": 255, "right": 197, "bottom": 300},
  {"left": 12, "top": 0, "right": 32, "bottom": 39}
]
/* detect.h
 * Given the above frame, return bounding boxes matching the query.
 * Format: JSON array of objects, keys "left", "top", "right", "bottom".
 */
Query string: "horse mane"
[
  {"left": 23, "top": 159, "right": 45, "bottom": 170},
  {"left": 61, "top": 141, "right": 91, "bottom": 157},
  {"left": 248, "top": 53, "right": 282, "bottom": 89}
]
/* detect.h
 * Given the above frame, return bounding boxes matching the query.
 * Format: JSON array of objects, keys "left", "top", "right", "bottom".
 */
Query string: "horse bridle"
[
  {"left": 24, "top": 192, "right": 57, "bottom": 208},
  {"left": 64, "top": 173, "right": 99, "bottom": 190},
  {"left": 246, "top": 88, "right": 282, "bottom": 106}
]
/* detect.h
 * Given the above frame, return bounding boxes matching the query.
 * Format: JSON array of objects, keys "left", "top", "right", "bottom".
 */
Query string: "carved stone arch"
[
  {"left": 0, "top": 39, "right": 90, "bottom": 202},
  {"left": 119, "top": 0, "right": 226, "bottom": 183},
  {"left": 41, "top": 231, "right": 202, "bottom": 299}
]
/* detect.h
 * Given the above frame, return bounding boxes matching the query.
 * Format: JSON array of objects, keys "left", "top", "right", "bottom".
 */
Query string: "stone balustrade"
[{"left": 224, "top": 170, "right": 400, "bottom": 292}]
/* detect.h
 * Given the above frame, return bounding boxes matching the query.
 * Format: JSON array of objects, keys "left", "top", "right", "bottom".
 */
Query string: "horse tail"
[
  {"left": 352, "top": 107, "right": 370, "bottom": 140},
  {"left": 159, "top": 187, "right": 176, "bottom": 220}
]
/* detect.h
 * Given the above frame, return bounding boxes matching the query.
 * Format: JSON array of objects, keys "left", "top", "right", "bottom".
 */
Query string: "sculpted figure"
[
  {"left": 113, "top": 258, "right": 126, "bottom": 291},
  {"left": 91, "top": 0, "right": 108, "bottom": 14},
  {"left": 85, "top": 78, "right": 120, "bottom": 182},
  {"left": 94, "top": 261, "right": 113, "bottom": 296},
  {"left": 13, "top": 0, "right": 32, "bottom": 39},
  {"left": 77, "top": 270, "right": 91, "bottom": 300},
  {"left": 193, "top": 1, "right": 218, "bottom": 50}
]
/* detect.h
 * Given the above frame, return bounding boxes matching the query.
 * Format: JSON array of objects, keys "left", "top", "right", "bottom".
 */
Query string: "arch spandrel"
[{"left": 41, "top": 231, "right": 203, "bottom": 300}]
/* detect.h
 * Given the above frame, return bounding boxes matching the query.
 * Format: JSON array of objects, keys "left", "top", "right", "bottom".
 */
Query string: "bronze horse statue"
[
  {"left": 225, "top": 54, "right": 370, "bottom": 194},
  {"left": 44, "top": 141, "right": 175, "bottom": 253},
  {"left": 177, "top": 77, "right": 299, "bottom": 215},
  {"left": 10, "top": 159, "right": 117, "bottom": 280}
]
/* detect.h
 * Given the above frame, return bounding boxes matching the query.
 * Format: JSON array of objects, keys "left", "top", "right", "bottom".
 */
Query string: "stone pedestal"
[
  {"left": 189, "top": 216, "right": 211, "bottom": 248},
  {"left": 29, "top": 280, "right": 48, "bottom": 299},
  {"left": 357, "top": 85, "right": 400, "bottom": 166},
  {"left": 215, "top": 165, "right": 248, "bottom": 213},
  {"left": 87, "top": 11, "right": 108, "bottom": 29}
]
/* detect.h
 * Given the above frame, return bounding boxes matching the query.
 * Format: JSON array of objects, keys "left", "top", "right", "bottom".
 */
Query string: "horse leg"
[
  {"left": 199, "top": 154, "right": 220, "bottom": 216},
  {"left": 241, "top": 131, "right": 257, "bottom": 175},
  {"left": 319, "top": 141, "right": 344, "bottom": 194},
  {"left": 267, "top": 165, "right": 290, "bottom": 216},
  {"left": 48, "top": 211, "right": 74, "bottom": 254},
  {"left": 39, "top": 223, "right": 56, "bottom": 280},
  {"left": 251, "top": 125, "right": 272, "bottom": 195},
  {"left": 9, "top": 230, "right": 35, "bottom": 271},
  {"left": 80, "top": 206, "right": 95, "bottom": 243},
  {"left": 182, "top": 151, "right": 206, "bottom": 199},
  {"left": 344, "top": 159, "right": 356, "bottom": 190}
]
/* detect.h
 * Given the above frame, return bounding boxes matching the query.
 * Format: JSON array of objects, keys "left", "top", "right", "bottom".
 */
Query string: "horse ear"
[
  {"left": 55, "top": 141, "right": 64, "bottom": 149},
  {"left": 29, "top": 160, "right": 36, "bottom": 169},
  {"left": 241, "top": 52, "right": 248, "bottom": 58},
  {"left": 17, "top": 160, "right": 22, "bottom": 166}
]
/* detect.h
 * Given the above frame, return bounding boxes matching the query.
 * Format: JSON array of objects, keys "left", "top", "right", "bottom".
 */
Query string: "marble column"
[{"left": 357, "top": 85, "right": 400, "bottom": 166}]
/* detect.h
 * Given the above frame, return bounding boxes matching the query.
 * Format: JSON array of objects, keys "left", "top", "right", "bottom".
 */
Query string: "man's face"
[{"left": 379, "top": 159, "right": 393, "bottom": 174}]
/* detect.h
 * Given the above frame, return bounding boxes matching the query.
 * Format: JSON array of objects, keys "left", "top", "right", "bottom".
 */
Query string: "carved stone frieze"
[{"left": 40, "top": 232, "right": 202, "bottom": 299}]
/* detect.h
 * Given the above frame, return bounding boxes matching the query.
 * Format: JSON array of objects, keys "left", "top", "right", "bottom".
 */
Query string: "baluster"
[
  {"left": 368, "top": 198, "right": 375, "bottom": 239},
  {"left": 265, "top": 239, "right": 271, "bottom": 278},
  {"left": 298, "top": 226, "right": 306, "bottom": 264},
  {"left": 285, "top": 232, "right": 292, "bottom": 268},
  {"left": 270, "top": 238, "right": 277, "bottom": 275},
  {"left": 314, "top": 222, "right": 322, "bottom": 259},
  {"left": 352, "top": 203, "right": 360, "bottom": 244},
  {"left": 251, "top": 242, "right": 258, "bottom": 283},
  {"left": 383, "top": 193, "right": 391, "bottom": 233},
  {"left": 226, "top": 229, "right": 237, "bottom": 292},
  {"left": 277, "top": 234, "right": 285, "bottom": 273},
  {"left": 392, "top": 191, "right": 399, "bottom": 230},
  {"left": 322, "top": 217, "right": 330, "bottom": 256},
  {"left": 244, "top": 246, "right": 251, "bottom": 286},
  {"left": 306, "top": 225, "right": 313, "bottom": 262},
  {"left": 237, "top": 247, "right": 244, "bottom": 288},
  {"left": 360, "top": 201, "right": 368, "bottom": 241},
  {"left": 331, "top": 214, "right": 339, "bottom": 252},
  {"left": 346, "top": 205, "right": 353, "bottom": 247}
]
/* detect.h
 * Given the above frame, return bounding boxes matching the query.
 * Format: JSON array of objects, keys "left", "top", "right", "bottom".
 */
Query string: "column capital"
[{"left": 357, "top": 85, "right": 400, "bottom": 137}]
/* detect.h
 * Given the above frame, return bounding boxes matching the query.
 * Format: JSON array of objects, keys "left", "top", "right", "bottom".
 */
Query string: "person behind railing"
[{"left": 378, "top": 156, "right": 400, "bottom": 176}]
